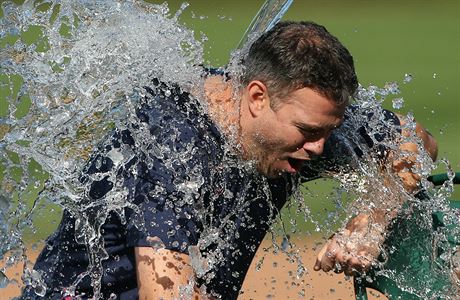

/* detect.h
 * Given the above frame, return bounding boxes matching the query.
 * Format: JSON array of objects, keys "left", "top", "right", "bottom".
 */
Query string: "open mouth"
[{"left": 287, "top": 157, "right": 305, "bottom": 173}]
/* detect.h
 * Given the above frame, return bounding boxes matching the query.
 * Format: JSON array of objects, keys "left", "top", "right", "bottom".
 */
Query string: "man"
[{"left": 21, "top": 21, "right": 437, "bottom": 299}]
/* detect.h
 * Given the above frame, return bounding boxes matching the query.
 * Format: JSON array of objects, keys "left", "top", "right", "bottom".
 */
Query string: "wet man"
[{"left": 22, "top": 21, "right": 437, "bottom": 299}]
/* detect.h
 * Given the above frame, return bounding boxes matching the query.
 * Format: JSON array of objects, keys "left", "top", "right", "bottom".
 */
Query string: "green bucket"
[{"left": 354, "top": 173, "right": 460, "bottom": 299}]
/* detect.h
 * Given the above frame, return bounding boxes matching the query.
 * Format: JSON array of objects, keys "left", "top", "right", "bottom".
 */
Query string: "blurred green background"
[
  {"left": 159, "top": 0, "right": 459, "bottom": 170},
  {"left": 160, "top": 0, "right": 460, "bottom": 236},
  {"left": 1, "top": 0, "right": 459, "bottom": 242}
]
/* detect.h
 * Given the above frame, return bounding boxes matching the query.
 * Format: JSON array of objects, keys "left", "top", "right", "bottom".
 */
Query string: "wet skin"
[
  {"left": 135, "top": 247, "right": 208, "bottom": 299},
  {"left": 134, "top": 81, "right": 347, "bottom": 299},
  {"left": 238, "top": 81, "right": 346, "bottom": 178}
]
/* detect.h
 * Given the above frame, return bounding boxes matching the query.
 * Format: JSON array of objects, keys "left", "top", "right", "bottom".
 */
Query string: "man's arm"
[
  {"left": 135, "top": 246, "right": 206, "bottom": 300},
  {"left": 314, "top": 116, "right": 438, "bottom": 275}
]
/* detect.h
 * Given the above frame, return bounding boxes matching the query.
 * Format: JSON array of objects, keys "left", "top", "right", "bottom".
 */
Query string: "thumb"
[{"left": 314, "top": 243, "right": 328, "bottom": 271}]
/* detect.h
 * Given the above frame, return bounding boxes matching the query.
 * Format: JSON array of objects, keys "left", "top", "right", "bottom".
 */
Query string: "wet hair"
[{"left": 241, "top": 21, "right": 358, "bottom": 109}]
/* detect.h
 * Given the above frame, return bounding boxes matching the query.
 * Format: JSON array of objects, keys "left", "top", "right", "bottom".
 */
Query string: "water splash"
[
  {"left": 1, "top": 0, "right": 207, "bottom": 297},
  {"left": 0, "top": 0, "right": 458, "bottom": 299}
]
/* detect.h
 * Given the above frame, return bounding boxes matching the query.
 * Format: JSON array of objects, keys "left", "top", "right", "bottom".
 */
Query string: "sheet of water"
[{"left": 0, "top": 0, "right": 458, "bottom": 298}]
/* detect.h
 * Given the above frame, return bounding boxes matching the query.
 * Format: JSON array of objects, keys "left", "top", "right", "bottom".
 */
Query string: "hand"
[
  {"left": 314, "top": 214, "right": 385, "bottom": 276},
  {"left": 453, "top": 247, "right": 460, "bottom": 281},
  {"left": 392, "top": 141, "right": 420, "bottom": 193},
  {"left": 391, "top": 114, "right": 438, "bottom": 193}
]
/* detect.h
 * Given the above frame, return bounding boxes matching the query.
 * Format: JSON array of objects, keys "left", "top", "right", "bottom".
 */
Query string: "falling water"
[
  {"left": 0, "top": 0, "right": 458, "bottom": 299},
  {"left": 1, "top": 0, "right": 207, "bottom": 297}
]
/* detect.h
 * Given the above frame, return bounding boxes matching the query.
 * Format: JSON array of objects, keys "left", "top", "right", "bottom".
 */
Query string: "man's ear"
[{"left": 246, "top": 80, "right": 270, "bottom": 117}]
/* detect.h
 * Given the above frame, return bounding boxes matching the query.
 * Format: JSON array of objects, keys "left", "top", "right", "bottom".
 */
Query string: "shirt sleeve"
[{"left": 80, "top": 84, "right": 207, "bottom": 255}]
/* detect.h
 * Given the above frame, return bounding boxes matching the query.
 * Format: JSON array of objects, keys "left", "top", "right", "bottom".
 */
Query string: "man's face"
[{"left": 245, "top": 87, "right": 346, "bottom": 178}]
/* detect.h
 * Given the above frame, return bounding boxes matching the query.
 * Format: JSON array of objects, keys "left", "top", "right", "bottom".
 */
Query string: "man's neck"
[{"left": 204, "top": 75, "right": 240, "bottom": 139}]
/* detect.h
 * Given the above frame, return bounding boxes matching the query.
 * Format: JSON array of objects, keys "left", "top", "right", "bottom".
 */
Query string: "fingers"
[
  {"left": 397, "top": 171, "right": 420, "bottom": 192},
  {"left": 314, "top": 240, "right": 375, "bottom": 276},
  {"left": 342, "top": 253, "right": 373, "bottom": 276},
  {"left": 314, "top": 242, "right": 329, "bottom": 271},
  {"left": 314, "top": 239, "right": 340, "bottom": 273},
  {"left": 392, "top": 142, "right": 421, "bottom": 193}
]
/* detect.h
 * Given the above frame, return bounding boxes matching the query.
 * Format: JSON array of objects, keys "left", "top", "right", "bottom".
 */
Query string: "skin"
[
  {"left": 314, "top": 113, "right": 439, "bottom": 276},
  {"left": 135, "top": 75, "right": 440, "bottom": 296},
  {"left": 237, "top": 80, "right": 346, "bottom": 178},
  {"left": 135, "top": 76, "right": 345, "bottom": 298},
  {"left": 135, "top": 247, "right": 206, "bottom": 300}
]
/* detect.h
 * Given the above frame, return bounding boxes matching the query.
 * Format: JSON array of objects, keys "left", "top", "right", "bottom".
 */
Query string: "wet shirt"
[
  {"left": 20, "top": 82, "right": 295, "bottom": 300},
  {"left": 21, "top": 81, "right": 399, "bottom": 300}
]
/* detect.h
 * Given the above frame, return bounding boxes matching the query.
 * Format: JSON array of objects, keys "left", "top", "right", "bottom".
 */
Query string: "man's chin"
[{"left": 255, "top": 160, "right": 286, "bottom": 178}]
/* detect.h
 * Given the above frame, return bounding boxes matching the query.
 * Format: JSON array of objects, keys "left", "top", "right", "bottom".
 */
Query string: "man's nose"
[{"left": 302, "top": 137, "right": 326, "bottom": 156}]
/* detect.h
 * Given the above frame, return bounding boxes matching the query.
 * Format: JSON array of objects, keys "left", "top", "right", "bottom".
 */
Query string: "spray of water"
[
  {"left": 1, "top": 0, "right": 207, "bottom": 297},
  {"left": 0, "top": 0, "right": 458, "bottom": 299}
]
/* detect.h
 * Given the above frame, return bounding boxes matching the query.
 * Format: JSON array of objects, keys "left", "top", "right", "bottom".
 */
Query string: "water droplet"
[
  {"left": 255, "top": 256, "right": 264, "bottom": 271},
  {"left": 146, "top": 236, "right": 165, "bottom": 251},
  {"left": 296, "top": 264, "right": 305, "bottom": 279},
  {"left": 392, "top": 97, "right": 404, "bottom": 109},
  {"left": 384, "top": 81, "right": 400, "bottom": 95},
  {"left": 281, "top": 236, "right": 290, "bottom": 251},
  {"left": 188, "top": 245, "right": 209, "bottom": 276},
  {"left": 0, "top": 271, "right": 9, "bottom": 288},
  {"left": 403, "top": 73, "right": 413, "bottom": 83}
]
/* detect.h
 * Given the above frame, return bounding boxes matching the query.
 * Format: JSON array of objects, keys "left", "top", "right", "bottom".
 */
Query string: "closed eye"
[
  {"left": 296, "top": 125, "right": 323, "bottom": 138},
  {"left": 294, "top": 122, "right": 342, "bottom": 138}
]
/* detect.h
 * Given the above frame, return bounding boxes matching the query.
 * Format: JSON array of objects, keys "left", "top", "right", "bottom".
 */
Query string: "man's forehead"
[{"left": 285, "top": 87, "right": 347, "bottom": 107}]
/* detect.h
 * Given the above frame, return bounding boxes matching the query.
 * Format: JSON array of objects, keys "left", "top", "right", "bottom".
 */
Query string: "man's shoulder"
[{"left": 136, "top": 80, "right": 221, "bottom": 144}]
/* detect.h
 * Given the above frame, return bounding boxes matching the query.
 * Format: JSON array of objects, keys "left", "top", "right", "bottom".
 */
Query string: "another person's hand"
[
  {"left": 314, "top": 214, "right": 385, "bottom": 276},
  {"left": 392, "top": 114, "right": 438, "bottom": 193},
  {"left": 391, "top": 141, "right": 420, "bottom": 193}
]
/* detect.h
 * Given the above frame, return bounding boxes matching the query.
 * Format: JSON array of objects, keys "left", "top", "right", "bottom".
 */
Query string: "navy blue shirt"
[
  {"left": 20, "top": 82, "right": 297, "bottom": 300},
  {"left": 21, "top": 80, "right": 399, "bottom": 300}
]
